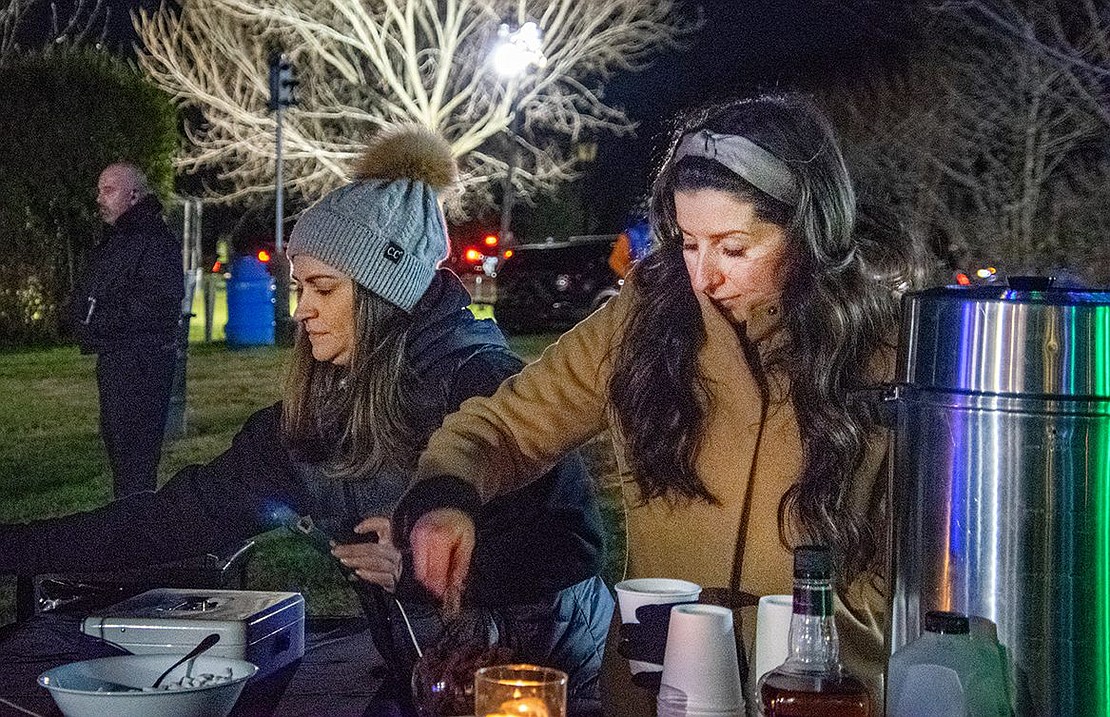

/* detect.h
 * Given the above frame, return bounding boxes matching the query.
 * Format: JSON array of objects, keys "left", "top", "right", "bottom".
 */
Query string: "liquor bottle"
[{"left": 757, "top": 545, "right": 872, "bottom": 716}]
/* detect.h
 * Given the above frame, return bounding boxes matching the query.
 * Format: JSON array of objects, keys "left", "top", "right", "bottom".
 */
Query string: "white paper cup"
[
  {"left": 657, "top": 604, "right": 743, "bottom": 714},
  {"left": 753, "top": 594, "right": 793, "bottom": 685},
  {"left": 614, "top": 578, "right": 702, "bottom": 675}
]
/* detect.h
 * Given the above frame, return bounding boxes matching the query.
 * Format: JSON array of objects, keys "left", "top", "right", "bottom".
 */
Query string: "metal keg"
[{"left": 888, "top": 279, "right": 1110, "bottom": 716}]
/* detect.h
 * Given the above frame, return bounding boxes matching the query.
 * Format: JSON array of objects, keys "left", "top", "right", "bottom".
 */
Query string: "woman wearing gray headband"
[{"left": 397, "top": 94, "right": 929, "bottom": 715}]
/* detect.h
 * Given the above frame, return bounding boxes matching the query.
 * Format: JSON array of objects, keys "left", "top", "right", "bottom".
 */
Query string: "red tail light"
[{"left": 257, "top": 249, "right": 272, "bottom": 263}]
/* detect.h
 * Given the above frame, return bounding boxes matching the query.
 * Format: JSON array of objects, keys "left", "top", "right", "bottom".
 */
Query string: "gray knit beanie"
[{"left": 288, "top": 124, "right": 458, "bottom": 312}]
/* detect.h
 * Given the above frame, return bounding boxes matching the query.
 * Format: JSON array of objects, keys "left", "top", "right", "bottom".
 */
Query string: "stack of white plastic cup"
[
  {"left": 613, "top": 578, "right": 702, "bottom": 676},
  {"left": 656, "top": 604, "right": 745, "bottom": 717},
  {"left": 753, "top": 594, "right": 793, "bottom": 686}
]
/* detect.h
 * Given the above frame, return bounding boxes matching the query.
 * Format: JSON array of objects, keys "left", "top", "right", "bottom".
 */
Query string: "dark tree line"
[
  {"left": 822, "top": 0, "right": 1110, "bottom": 285},
  {"left": 0, "top": 48, "right": 177, "bottom": 345}
]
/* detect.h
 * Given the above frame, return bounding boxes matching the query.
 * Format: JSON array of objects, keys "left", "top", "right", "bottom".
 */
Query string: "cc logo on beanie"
[{"left": 383, "top": 242, "right": 405, "bottom": 264}]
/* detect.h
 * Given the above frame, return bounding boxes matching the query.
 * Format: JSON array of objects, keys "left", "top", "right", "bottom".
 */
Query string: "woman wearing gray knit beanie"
[{"left": 0, "top": 124, "right": 611, "bottom": 716}]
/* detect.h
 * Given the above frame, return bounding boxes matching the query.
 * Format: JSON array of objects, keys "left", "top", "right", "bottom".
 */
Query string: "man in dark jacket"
[{"left": 71, "top": 163, "right": 183, "bottom": 497}]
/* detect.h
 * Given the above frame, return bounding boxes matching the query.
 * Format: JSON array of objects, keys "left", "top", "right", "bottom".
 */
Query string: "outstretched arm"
[
  {"left": 0, "top": 405, "right": 304, "bottom": 575},
  {"left": 417, "top": 287, "right": 630, "bottom": 501},
  {"left": 399, "top": 286, "right": 634, "bottom": 600}
]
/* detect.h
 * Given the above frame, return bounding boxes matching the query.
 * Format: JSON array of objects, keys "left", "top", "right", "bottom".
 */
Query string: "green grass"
[
  {"left": 0, "top": 322, "right": 620, "bottom": 627},
  {"left": 0, "top": 342, "right": 291, "bottom": 626}
]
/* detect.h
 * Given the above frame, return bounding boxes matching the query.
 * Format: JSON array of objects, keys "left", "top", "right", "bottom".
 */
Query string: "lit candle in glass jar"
[{"left": 474, "top": 665, "right": 567, "bottom": 717}]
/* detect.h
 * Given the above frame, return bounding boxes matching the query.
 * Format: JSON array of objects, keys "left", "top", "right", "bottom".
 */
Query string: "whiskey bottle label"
[{"left": 793, "top": 586, "right": 832, "bottom": 616}]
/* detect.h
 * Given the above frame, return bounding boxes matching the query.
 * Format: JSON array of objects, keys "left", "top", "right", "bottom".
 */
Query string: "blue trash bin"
[{"left": 225, "top": 256, "right": 276, "bottom": 347}]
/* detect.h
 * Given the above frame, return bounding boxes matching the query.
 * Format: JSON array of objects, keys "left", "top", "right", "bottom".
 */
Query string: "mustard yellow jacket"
[{"left": 418, "top": 281, "right": 889, "bottom": 709}]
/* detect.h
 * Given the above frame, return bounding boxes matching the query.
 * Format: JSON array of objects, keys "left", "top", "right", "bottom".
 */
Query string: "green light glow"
[
  {"left": 1098, "top": 413, "right": 1110, "bottom": 714},
  {"left": 1097, "top": 305, "right": 1110, "bottom": 715},
  {"left": 1096, "top": 305, "right": 1110, "bottom": 397}
]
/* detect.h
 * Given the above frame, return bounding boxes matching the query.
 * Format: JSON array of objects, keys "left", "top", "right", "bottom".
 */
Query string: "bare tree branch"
[
  {"left": 827, "top": 0, "right": 1110, "bottom": 283},
  {"left": 0, "top": 0, "right": 32, "bottom": 61},
  {"left": 135, "top": 0, "right": 698, "bottom": 216},
  {"left": 1, "top": 0, "right": 106, "bottom": 63}
]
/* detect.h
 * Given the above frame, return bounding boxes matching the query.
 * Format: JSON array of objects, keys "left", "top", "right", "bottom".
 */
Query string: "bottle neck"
[{"left": 783, "top": 576, "right": 841, "bottom": 673}]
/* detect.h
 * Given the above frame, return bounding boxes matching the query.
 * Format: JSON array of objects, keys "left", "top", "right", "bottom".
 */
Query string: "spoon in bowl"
[{"left": 151, "top": 633, "right": 221, "bottom": 689}]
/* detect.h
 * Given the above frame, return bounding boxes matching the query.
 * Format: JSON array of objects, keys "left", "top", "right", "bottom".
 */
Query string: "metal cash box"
[{"left": 81, "top": 588, "right": 305, "bottom": 677}]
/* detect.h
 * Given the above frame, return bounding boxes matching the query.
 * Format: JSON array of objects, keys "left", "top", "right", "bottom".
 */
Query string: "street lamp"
[{"left": 492, "top": 21, "right": 546, "bottom": 246}]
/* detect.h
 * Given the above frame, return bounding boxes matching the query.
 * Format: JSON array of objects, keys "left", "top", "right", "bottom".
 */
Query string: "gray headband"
[{"left": 673, "top": 129, "right": 799, "bottom": 205}]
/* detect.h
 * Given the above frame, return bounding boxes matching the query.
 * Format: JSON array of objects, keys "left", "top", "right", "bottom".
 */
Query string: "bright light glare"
[
  {"left": 484, "top": 234, "right": 499, "bottom": 246},
  {"left": 492, "top": 21, "right": 547, "bottom": 78},
  {"left": 976, "top": 267, "right": 996, "bottom": 279},
  {"left": 257, "top": 249, "right": 272, "bottom": 263},
  {"left": 492, "top": 43, "right": 529, "bottom": 77},
  {"left": 465, "top": 248, "right": 483, "bottom": 262}
]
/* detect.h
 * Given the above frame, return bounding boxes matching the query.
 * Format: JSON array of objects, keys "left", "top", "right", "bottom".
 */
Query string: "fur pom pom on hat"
[
  {"left": 289, "top": 124, "right": 457, "bottom": 312},
  {"left": 353, "top": 123, "right": 457, "bottom": 190}
]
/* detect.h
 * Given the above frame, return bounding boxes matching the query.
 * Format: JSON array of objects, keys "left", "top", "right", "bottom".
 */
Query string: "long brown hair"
[
  {"left": 282, "top": 283, "right": 418, "bottom": 479},
  {"left": 609, "top": 94, "right": 927, "bottom": 581}
]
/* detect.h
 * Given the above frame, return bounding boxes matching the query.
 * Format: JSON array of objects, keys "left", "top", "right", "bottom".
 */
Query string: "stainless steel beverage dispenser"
[{"left": 889, "top": 280, "right": 1110, "bottom": 716}]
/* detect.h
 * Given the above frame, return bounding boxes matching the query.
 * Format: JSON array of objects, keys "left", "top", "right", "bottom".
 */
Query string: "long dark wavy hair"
[
  {"left": 608, "top": 94, "right": 928, "bottom": 582},
  {"left": 282, "top": 283, "right": 418, "bottom": 479}
]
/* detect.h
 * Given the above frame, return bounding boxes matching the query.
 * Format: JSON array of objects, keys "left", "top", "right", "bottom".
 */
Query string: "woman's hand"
[
  {"left": 331, "top": 516, "right": 402, "bottom": 592},
  {"left": 410, "top": 508, "right": 475, "bottom": 616}
]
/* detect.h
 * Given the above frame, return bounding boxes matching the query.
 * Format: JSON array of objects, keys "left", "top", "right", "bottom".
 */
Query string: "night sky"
[
  {"left": 586, "top": 0, "right": 910, "bottom": 228},
  {"left": 22, "top": 0, "right": 909, "bottom": 232}
]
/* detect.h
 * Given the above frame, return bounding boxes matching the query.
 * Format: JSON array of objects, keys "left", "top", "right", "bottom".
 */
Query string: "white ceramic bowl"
[{"left": 39, "top": 654, "right": 258, "bottom": 717}]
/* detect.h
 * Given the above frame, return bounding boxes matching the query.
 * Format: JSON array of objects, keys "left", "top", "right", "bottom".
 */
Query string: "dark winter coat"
[
  {"left": 3, "top": 270, "right": 604, "bottom": 607},
  {"left": 69, "top": 194, "right": 183, "bottom": 354}
]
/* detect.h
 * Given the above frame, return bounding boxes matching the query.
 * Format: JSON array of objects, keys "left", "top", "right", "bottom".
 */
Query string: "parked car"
[
  {"left": 446, "top": 222, "right": 503, "bottom": 276},
  {"left": 493, "top": 234, "right": 620, "bottom": 334}
]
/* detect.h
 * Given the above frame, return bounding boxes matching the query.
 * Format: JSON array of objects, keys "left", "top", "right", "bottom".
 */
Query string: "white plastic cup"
[
  {"left": 753, "top": 594, "right": 793, "bottom": 685},
  {"left": 657, "top": 604, "right": 743, "bottom": 714},
  {"left": 613, "top": 578, "right": 702, "bottom": 675}
]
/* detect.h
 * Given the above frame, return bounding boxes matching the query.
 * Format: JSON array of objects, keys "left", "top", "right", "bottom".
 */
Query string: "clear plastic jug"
[{"left": 887, "top": 611, "right": 1011, "bottom": 717}]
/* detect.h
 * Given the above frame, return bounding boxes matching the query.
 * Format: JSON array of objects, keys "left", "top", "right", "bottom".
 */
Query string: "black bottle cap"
[
  {"left": 924, "top": 610, "right": 970, "bottom": 635},
  {"left": 793, "top": 545, "right": 831, "bottom": 579},
  {"left": 1007, "top": 275, "right": 1055, "bottom": 291}
]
